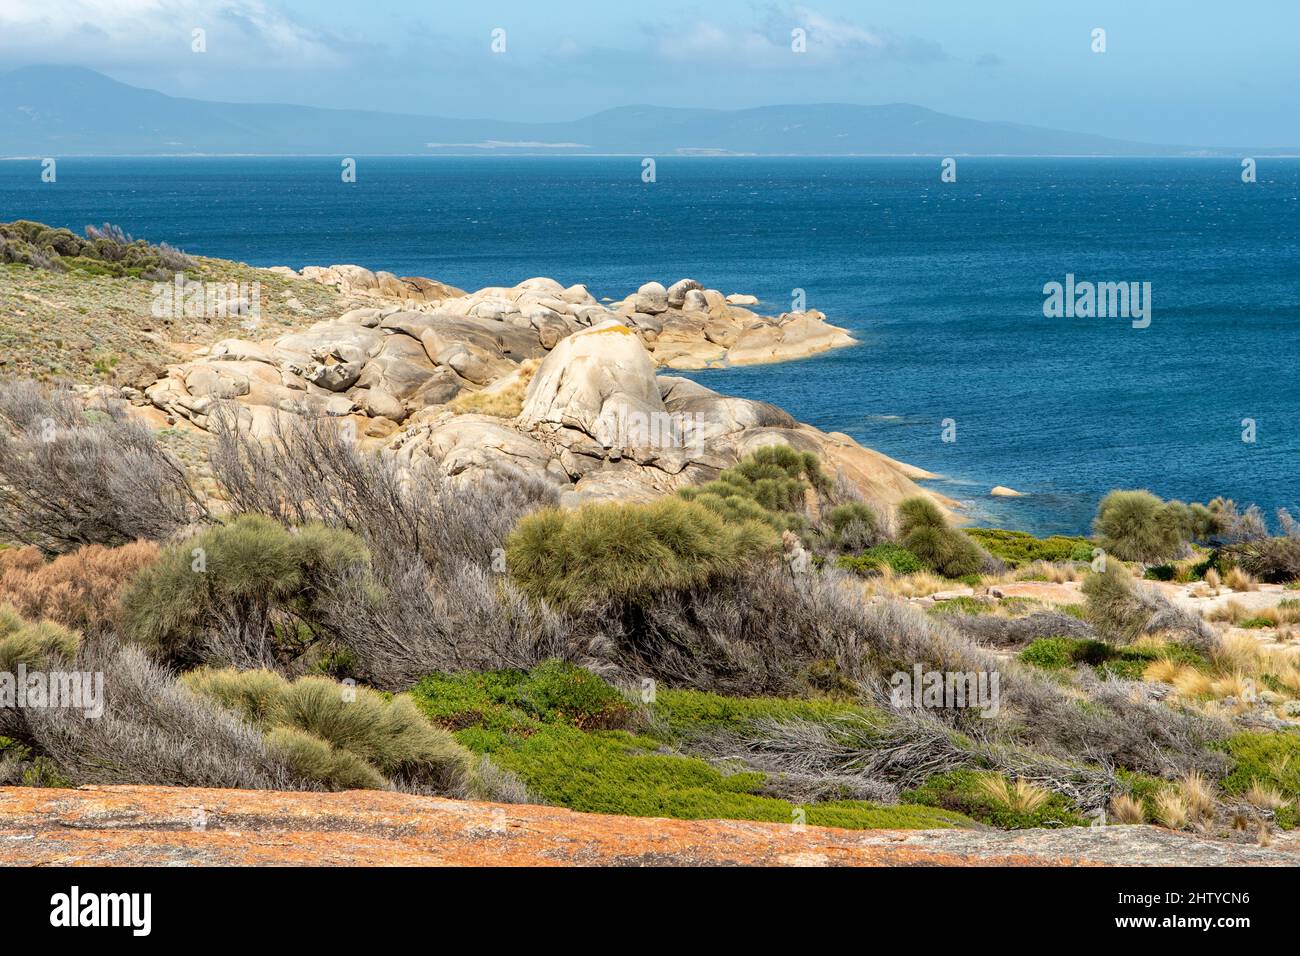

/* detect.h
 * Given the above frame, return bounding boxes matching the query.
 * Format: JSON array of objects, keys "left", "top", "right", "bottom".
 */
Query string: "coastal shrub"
[
  {"left": 209, "top": 410, "right": 569, "bottom": 686},
  {"left": 649, "top": 688, "right": 871, "bottom": 740},
  {"left": 120, "top": 515, "right": 369, "bottom": 668},
  {"left": 0, "top": 220, "right": 194, "bottom": 279},
  {"left": 0, "top": 381, "right": 208, "bottom": 555},
  {"left": 209, "top": 408, "right": 556, "bottom": 579},
  {"left": 183, "top": 668, "right": 481, "bottom": 797},
  {"left": 1020, "top": 636, "right": 1206, "bottom": 681},
  {"left": 320, "top": 558, "right": 575, "bottom": 690},
  {"left": 409, "top": 663, "right": 969, "bottom": 827},
  {"left": 1225, "top": 537, "right": 1300, "bottom": 584},
  {"left": 677, "top": 445, "right": 827, "bottom": 533},
  {"left": 0, "top": 541, "right": 159, "bottom": 637},
  {"left": 964, "top": 528, "right": 1093, "bottom": 567},
  {"left": 0, "top": 606, "right": 79, "bottom": 675},
  {"left": 1219, "top": 732, "right": 1300, "bottom": 828},
  {"left": 1082, "top": 562, "right": 1217, "bottom": 650},
  {"left": 836, "top": 542, "right": 926, "bottom": 577},
  {"left": 903, "top": 769, "right": 1087, "bottom": 829},
  {"left": 506, "top": 497, "right": 777, "bottom": 611},
  {"left": 825, "top": 502, "right": 880, "bottom": 551},
  {"left": 1092, "top": 490, "right": 1189, "bottom": 563},
  {"left": 413, "top": 662, "right": 633, "bottom": 733},
  {"left": 14, "top": 644, "right": 300, "bottom": 790},
  {"left": 896, "top": 497, "right": 990, "bottom": 578},
  {"left": 264, "top": 726, "right": 387, "bottom": 790},
  {"left": 943, "top": 610, "right": 1094, "bottom": 648}
]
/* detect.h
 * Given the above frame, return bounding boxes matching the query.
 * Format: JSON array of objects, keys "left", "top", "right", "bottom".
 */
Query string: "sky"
[{"left": 1, "top": 0, "right": 1297, "bottom": 146}]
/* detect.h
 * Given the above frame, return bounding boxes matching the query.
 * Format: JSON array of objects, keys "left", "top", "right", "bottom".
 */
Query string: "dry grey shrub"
[
  {"left": 615, "top": 568, "right": 1229, "bottom": 781},
  {"left": 691, "top": 708, "right": 1121, "bottom": 812},
  {"left": 1084, "top": 564, "right": 1219, "bottom": 652},
  {"left": 594, "top": 565, "right": 998, "bottom": 698},
  {"left": 944, "top": 610, "right": 1095, "bottom": 649},
  {"left": 17, "top": 643, "right": 305, "bottom": 790},
  {"left": 0, "top": 381, "right": 207, "bottom": 555},
  {"left": 208, "top": 406, "right": 574, "bottom": 687}
]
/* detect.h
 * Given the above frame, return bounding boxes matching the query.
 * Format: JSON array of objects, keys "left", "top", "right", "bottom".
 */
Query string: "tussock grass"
[
  {"left": 1225, "top": 567, "right": 1259, "bottom": 592},
  {"left": 183, "top": 668, "right": 481, "bottom": 796},
  {"left": 1109, "top": 793, "right": 1147, "bottom": 824},
  {"left": 975, "top": 773, "right": 1052, "bottom": 814}
]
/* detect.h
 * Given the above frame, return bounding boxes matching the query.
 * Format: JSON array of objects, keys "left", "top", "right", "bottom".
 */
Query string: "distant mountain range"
[{"left": 1, "top": 65, "right": 1291, "bottom": 157}]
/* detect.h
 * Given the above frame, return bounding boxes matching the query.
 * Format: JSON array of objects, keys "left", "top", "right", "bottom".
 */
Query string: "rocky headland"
[{"left": 138, "top": 266, "right": 945, "bottom": 510}]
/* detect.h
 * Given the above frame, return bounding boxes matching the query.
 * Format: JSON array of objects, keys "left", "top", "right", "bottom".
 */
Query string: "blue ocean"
[{"left": 2, "top": 156, "right": 1297, "bottom": 535}]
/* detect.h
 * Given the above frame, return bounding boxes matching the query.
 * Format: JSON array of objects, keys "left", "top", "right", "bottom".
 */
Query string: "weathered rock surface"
[
  {"left": 139, "top": 272, "right": 951, "bottom": 512},
  {"left": 386, "top": 320, "right": 952, "bottom": 510},
  {"left": 1, "top": 786, "right": 1293, "bottom": 867}
]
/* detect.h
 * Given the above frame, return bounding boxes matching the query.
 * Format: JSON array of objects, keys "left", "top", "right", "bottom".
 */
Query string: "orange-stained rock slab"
[{"left": 1, "top": 786, "right": 1294, "bottom": 867}]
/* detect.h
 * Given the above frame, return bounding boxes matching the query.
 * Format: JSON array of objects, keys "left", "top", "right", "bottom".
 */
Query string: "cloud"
[
  {"left": 645, "top": 5, "right": 944, "bottom": 66},
  {"left": 0, "top": 0, "right": 349, "bottom": 69}
]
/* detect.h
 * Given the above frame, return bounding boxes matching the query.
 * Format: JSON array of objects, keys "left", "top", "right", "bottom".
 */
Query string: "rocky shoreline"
[
  {"left": 140, "top": 267, "right": 950, "bottom": 511},
  {"left": 283, "top": 264, "right": 857, "bottom": 369}
]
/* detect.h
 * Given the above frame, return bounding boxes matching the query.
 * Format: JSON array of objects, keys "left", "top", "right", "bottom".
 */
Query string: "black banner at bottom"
[{"left": 4, "top": 865, "right": 1281, "bottom": 941}]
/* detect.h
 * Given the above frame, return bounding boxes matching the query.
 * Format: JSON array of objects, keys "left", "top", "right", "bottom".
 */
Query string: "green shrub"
[
  {"left": 0, "top": 605, "right": 78, "bottom": 672},
  {"left": 120, "top": 515, "right": 368, "bottom": 664},
  {"left": 825, "top": 502, "right": 879, "bottom": 550},
  {"left": 1019, "top": 635, "right": 1206, "bottom": 680},
  {"left": 413, "top": 662, "right": 631, "bottom": 733},
  {"left": 650, "top": 688, "right": 874, "bottom": 740},
  {"left": 964, "top": 528, "right": 1093, "bottom": 567},
  {"left": 1093, "top": 490, "right": 1189, "bottom": 563},
  {"left": 461, "top": 722, "right": 968, "bottom": 829},
  {"left": 413, "top": 665, "right": 965, "bottom": 829},
  {"left": 505, "top": 497, "right": 776, "bottom": 611},
  {"left": 1226, "top": 537, "right": 1300, "bottom": 584},
  {"left": 903, "top": 769, "right": 1087, "bottom": 829},
  {"left": 1143, "top": 564, "right": 1177, "bottom": 581},
  {"left": 678, "top": 445, "right": 828, "bottom": 534},
  {"left": 897, "top": 497, "right": 989, "bottom": 578},
  {"left": 266, "top": 725, "right": 388, "bottom": 790},
  {"left": 1081, "top": 562, "right": 1155, "bottom": 644},
  {"left": 1219, "top": 731, "right": 1300, "bottom": 828},
  {"left": 0, "top": 220, "right": 194, "bottom": 279},
  {"left": 183, "top": 668, "right": 476, "bottom": 795},
  {"left": 835, "top": 543, "right": 925, "bottom": 577}
]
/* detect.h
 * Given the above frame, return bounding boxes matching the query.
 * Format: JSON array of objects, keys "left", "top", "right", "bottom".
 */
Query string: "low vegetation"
[
  {"left": 0, "top": 374, "right": 1297, "bottom": 846},
  {"left": 0, "top": 220, "right": 194, "bottom": 280},
  {"left": 506, "top": 496, "right": 777, "bottom": 611},
  {"left": 896, "top": 497, "right": 992, "bottom": 578}
]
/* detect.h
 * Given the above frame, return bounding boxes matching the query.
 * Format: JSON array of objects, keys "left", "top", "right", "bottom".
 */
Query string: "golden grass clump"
[
  {"left": 1244, "top": 782, "right": 1289, "bottom": 811},
  {"left": 1108, "top": 794, "right": 1147, "bottom": 824},
  {"left": 1224, "top": 566, "right": 1259, "bottom": 592},
  {"left": 862, "top": 566, "right": 949, "bottom": 598},
  {"left": 975, "top": 774, "right": 1051, "bottom": 813},
  {"left": 1153, "top": 790, "right": 1189, "bottom": 829},
  {"left": 447, "top": 357, "right": 541, "bottom": 418}
]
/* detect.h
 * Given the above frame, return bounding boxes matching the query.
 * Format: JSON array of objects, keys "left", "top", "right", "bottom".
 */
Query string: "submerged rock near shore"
[{"left": 138, "top": 270, "right": 945, "bottom": 512}]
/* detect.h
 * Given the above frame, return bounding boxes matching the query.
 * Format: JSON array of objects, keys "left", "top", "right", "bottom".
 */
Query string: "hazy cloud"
[
  {"left": 0, "top": 0, "right": 350, "bottom": 69},
  {"left": 645, "top": 4, "right": 945, "bottom": 66}
]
